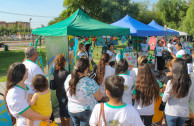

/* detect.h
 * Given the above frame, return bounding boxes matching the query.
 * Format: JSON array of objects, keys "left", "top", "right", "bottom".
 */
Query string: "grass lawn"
[
  {"left": 0, "top": 41, "right": 127, "bottom": 82},
  {"left": 0, "top": 47, "right": 46, "bottom": 82}
]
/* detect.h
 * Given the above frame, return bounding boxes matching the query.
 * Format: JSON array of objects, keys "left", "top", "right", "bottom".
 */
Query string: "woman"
[
  {"left": 155, "top": 40, "right": 167, "bottom": 77},
  {"left": 90, "top": 76, "right": 144, "bottom": 126},
  {"left": 115, "top": 59, "right": 134, "bottom": 104},
  {"left": 133, "top": 63, "right": 160, "bottom": 126},
  {"left": 85, "top": 44, "right": 94, "bottom": 71},
  {"left": 65, "top": 58, "right": 103, "bottom": 126},
  {"left": 106, "top": 44, "right": 116, "bottom": 67},
  {"left": 77, "top": 43, "right": 86, "bottom": 60},
  {"left": 162, "top": 58, "right": 194, "bottom": 126},
  {"left": 5, "top": 63, "right": 49, "bottom": 126},
  {"left": 53, "top": 54, "right": 70, "bottom": 126},
  {"left": 96, "top": 53, "right": 115, "bottom": 98}
]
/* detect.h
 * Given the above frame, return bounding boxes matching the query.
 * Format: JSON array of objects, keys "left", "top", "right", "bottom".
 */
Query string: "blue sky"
[{"left": 0, "top": 0, "right": 157, "bottom": 29}]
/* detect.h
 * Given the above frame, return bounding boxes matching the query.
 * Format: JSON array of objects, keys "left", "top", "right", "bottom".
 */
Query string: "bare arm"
[
  {"left": 93, "top": 89, "right": 103, "bottom": 101},
  {"left": 132, "top": 95, "right": 136, "bottom": 99},
  {"left": 28, "top": 94, "right": 38, "bottom": 106},
  {"left": 21, "top": 108, "right": 50, "bottom": 120}
]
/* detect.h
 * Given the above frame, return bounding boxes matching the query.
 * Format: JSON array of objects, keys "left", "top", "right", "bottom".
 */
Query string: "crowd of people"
[{"left": 3, "top": 37, "right": 194, "bottom": 126}]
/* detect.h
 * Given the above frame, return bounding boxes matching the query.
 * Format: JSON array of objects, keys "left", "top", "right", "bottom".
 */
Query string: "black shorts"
[{"left": 157, "top": 56, "right": 165, "bottom": 70}]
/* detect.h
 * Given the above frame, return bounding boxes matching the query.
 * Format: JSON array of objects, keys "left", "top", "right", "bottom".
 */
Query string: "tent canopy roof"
[
  {"left": 167, "top": 27, "right": 188, "bottom": 36},
  {"left": 32, "top": 9, "right": 130, "bottom": 36},
  {"left": 111, "top": 15, "right": 166, "bottom": 36},
  {"left": 148, "top": 20, "right": 179, "bottom": 36}
]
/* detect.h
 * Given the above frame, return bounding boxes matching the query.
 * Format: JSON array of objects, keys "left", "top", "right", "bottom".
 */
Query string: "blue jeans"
[
  {"left": 69, "top": 110, "right": 92, "bottom": 126},
  {"left": 166, "top": 115, "right": 186, "bottom": 126}
]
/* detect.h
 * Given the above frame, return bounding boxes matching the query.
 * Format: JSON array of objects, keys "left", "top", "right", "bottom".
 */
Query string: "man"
[
  {"left": 171, "top": 42, "right": 187, "bottom": 58},
  {"left": 140, "top": 37, "right": 150, "bottom": 56},
  {"left": 23, "top": 46, "right": 45, "bottom": 93}
]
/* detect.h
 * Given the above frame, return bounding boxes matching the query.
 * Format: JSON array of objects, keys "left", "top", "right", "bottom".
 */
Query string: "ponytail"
[
  {"left": 96, "top": 53, "right": 110, "bottom": 85},
  {"left": 69, "top": 58, "right": 89, "bottom": 96}
]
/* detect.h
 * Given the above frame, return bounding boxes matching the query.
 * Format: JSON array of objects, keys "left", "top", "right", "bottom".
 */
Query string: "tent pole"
[
  {"left": 136, "top": 36, "right": 138, "bottom": 57},
  {"left": 68, "top": 36, "right": 70, "bottom": 73}
]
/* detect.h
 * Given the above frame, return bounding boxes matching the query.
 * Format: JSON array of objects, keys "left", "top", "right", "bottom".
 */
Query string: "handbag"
[
  {"left": 97, "top": 103, "right": 107, "bottom": 126},
  {"left": 159, "top": 101, "right": 166, "bottom": 111},
  {"left": 49, "top": 80, "right": 56, "bottom": 90}
]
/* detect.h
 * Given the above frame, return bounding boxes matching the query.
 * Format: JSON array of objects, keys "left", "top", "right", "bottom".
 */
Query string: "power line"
[{"left": 0, "top": 11, "right": 55, "bottom": 18}]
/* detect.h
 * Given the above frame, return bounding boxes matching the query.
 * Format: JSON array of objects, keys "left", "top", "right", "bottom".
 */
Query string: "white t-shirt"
[
  {"left": 65, "top": 75, "right": 99, "bottom": 113},
  {"left": 172, "top": 42, "right": 177, "bottom": 55},
  {"left": 140, "top": 43, "right": 150, "bottom": 56},
  {"left": 89, "top": 103, "right": 144, "bottom": 126},
  {"left": 118, "top": 74, "right": 134, "bottom": 104},
  {"left": 187, "top": 63, "right": 193, "bottom": 75},
  {"left": 134, "top": 99, "right": 155, "bottom": 116},
  {"left": 130, "top": 68, "right": 138, "bottom": 82},
  {"left": 167, "top": 43, "right": 173, "bottom": 53},
  {"left": 77, "top": 51, "right": 87, "bottom": 59},
  {"left": 23, "top": 60, "right": 45, "bottom": 94},
  {"left": 106, "top": 50, "right": 116, "bottom": 62},
  {"left": 155, "top": 46, "right": 167, "bottom": 56},
  {"left": 6, "top": 85, "right": 30, "bottom": 126},
  {"left": 176, "top": 49, "right": 187, "bottom": 58},
  {"left": 100, "top": 65, "right": 115, "bottom": 96}
]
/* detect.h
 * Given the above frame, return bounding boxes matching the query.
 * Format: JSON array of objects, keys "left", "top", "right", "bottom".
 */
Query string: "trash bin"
[{"left": 4, "top": 45, "right": 8, "bottom": 51}]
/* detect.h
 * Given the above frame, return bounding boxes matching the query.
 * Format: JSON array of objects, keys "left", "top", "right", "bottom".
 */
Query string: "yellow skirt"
[{"left": 152, "top": 96, "right": 164, "bottom": 123}]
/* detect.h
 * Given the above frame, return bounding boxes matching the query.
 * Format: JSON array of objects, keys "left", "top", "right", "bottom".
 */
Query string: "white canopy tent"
[{"left": 167, "top": 28, "right": 188, "bottom": 36}]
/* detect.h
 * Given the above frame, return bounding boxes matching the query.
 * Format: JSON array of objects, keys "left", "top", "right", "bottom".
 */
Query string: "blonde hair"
[{"left": 137, "top": 55, "right": 147, "bottom": 64}]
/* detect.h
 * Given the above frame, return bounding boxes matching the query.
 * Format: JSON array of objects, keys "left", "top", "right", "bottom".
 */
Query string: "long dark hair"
[
  {"left": 85, "top": 44, "right": 90, "bottom": 57},
  {"left": 96, "top": 53, "right": 110, "bottom": 85},
  {"left": 171, "top": 58, "right": 191, "bottom": 98},
  {"left": 135, "top": 63, "right": 160, "bottom": 106},
  {"left": 5, "top": 63, "right": 26, "bottom": 98},
  {"left": 115, "top": 59, "right": 128, "bottom": 75},
  {"left": 69, "top": 58, "right": 89, "bottom": 96},
  {"left": 105, "top": 76, "right": 124, "bottom": 102}
]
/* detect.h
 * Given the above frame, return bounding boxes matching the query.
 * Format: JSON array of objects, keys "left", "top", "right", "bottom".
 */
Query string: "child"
[
  {"left": 133, "top": 63, "right": 160, "bottom": 126},
  {"left": 140, "top": 37, "right": 150, "bottom": 56},
  {"left": 27, "top": 74, "right": 52, "bottom": 126},
  {"left": 115, "top": 59, "right": 134, "bottom": 104},
  {"left": 77, "top": 43, "right": 86, "bottom": 60},
  {"left": 89, "top": 76, "right": 144, "bottom": 126},
  {"left": 96, "top": 53, "right": 115, "bottom": 98},
  {"left": 162, "top": 59, "right": 194, "bottom": 126}
]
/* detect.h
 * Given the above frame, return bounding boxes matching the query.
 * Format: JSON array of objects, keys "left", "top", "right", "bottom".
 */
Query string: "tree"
[
  {"left": 182, "top": 1, "right": 194, "bottom": 35},
  {"left": 156, "top": 0, "right": 188, "bottom": 29},
  {"left": 48, "top": 0, "right": 140, "bottom": 25}
]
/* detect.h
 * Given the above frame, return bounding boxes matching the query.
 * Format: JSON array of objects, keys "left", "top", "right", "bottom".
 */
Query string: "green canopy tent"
[
  {"left": 32, "top": 9, "right": 130, "bottom": 109},
  {"left": 32, "top": 9, "right": 130, "bottom": 36}
]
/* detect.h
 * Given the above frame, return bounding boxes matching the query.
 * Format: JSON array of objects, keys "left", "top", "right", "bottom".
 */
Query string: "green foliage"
[
  {"left": 182, "top": 2, "right": 194, "bottom": 35},
  {"left": 47, "top": 0, "right": 191, "bottom": 35},
  {"left": 156, "top": 0, "right": 188, "bottom": 29},
  {"left": 48, "top": 0, "right": 140, "bottom": 25}
]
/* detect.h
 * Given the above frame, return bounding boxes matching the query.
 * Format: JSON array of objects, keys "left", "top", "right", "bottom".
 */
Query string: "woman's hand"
[{"left": 21, "top": 108, "right": 50, "bottom": 121}]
